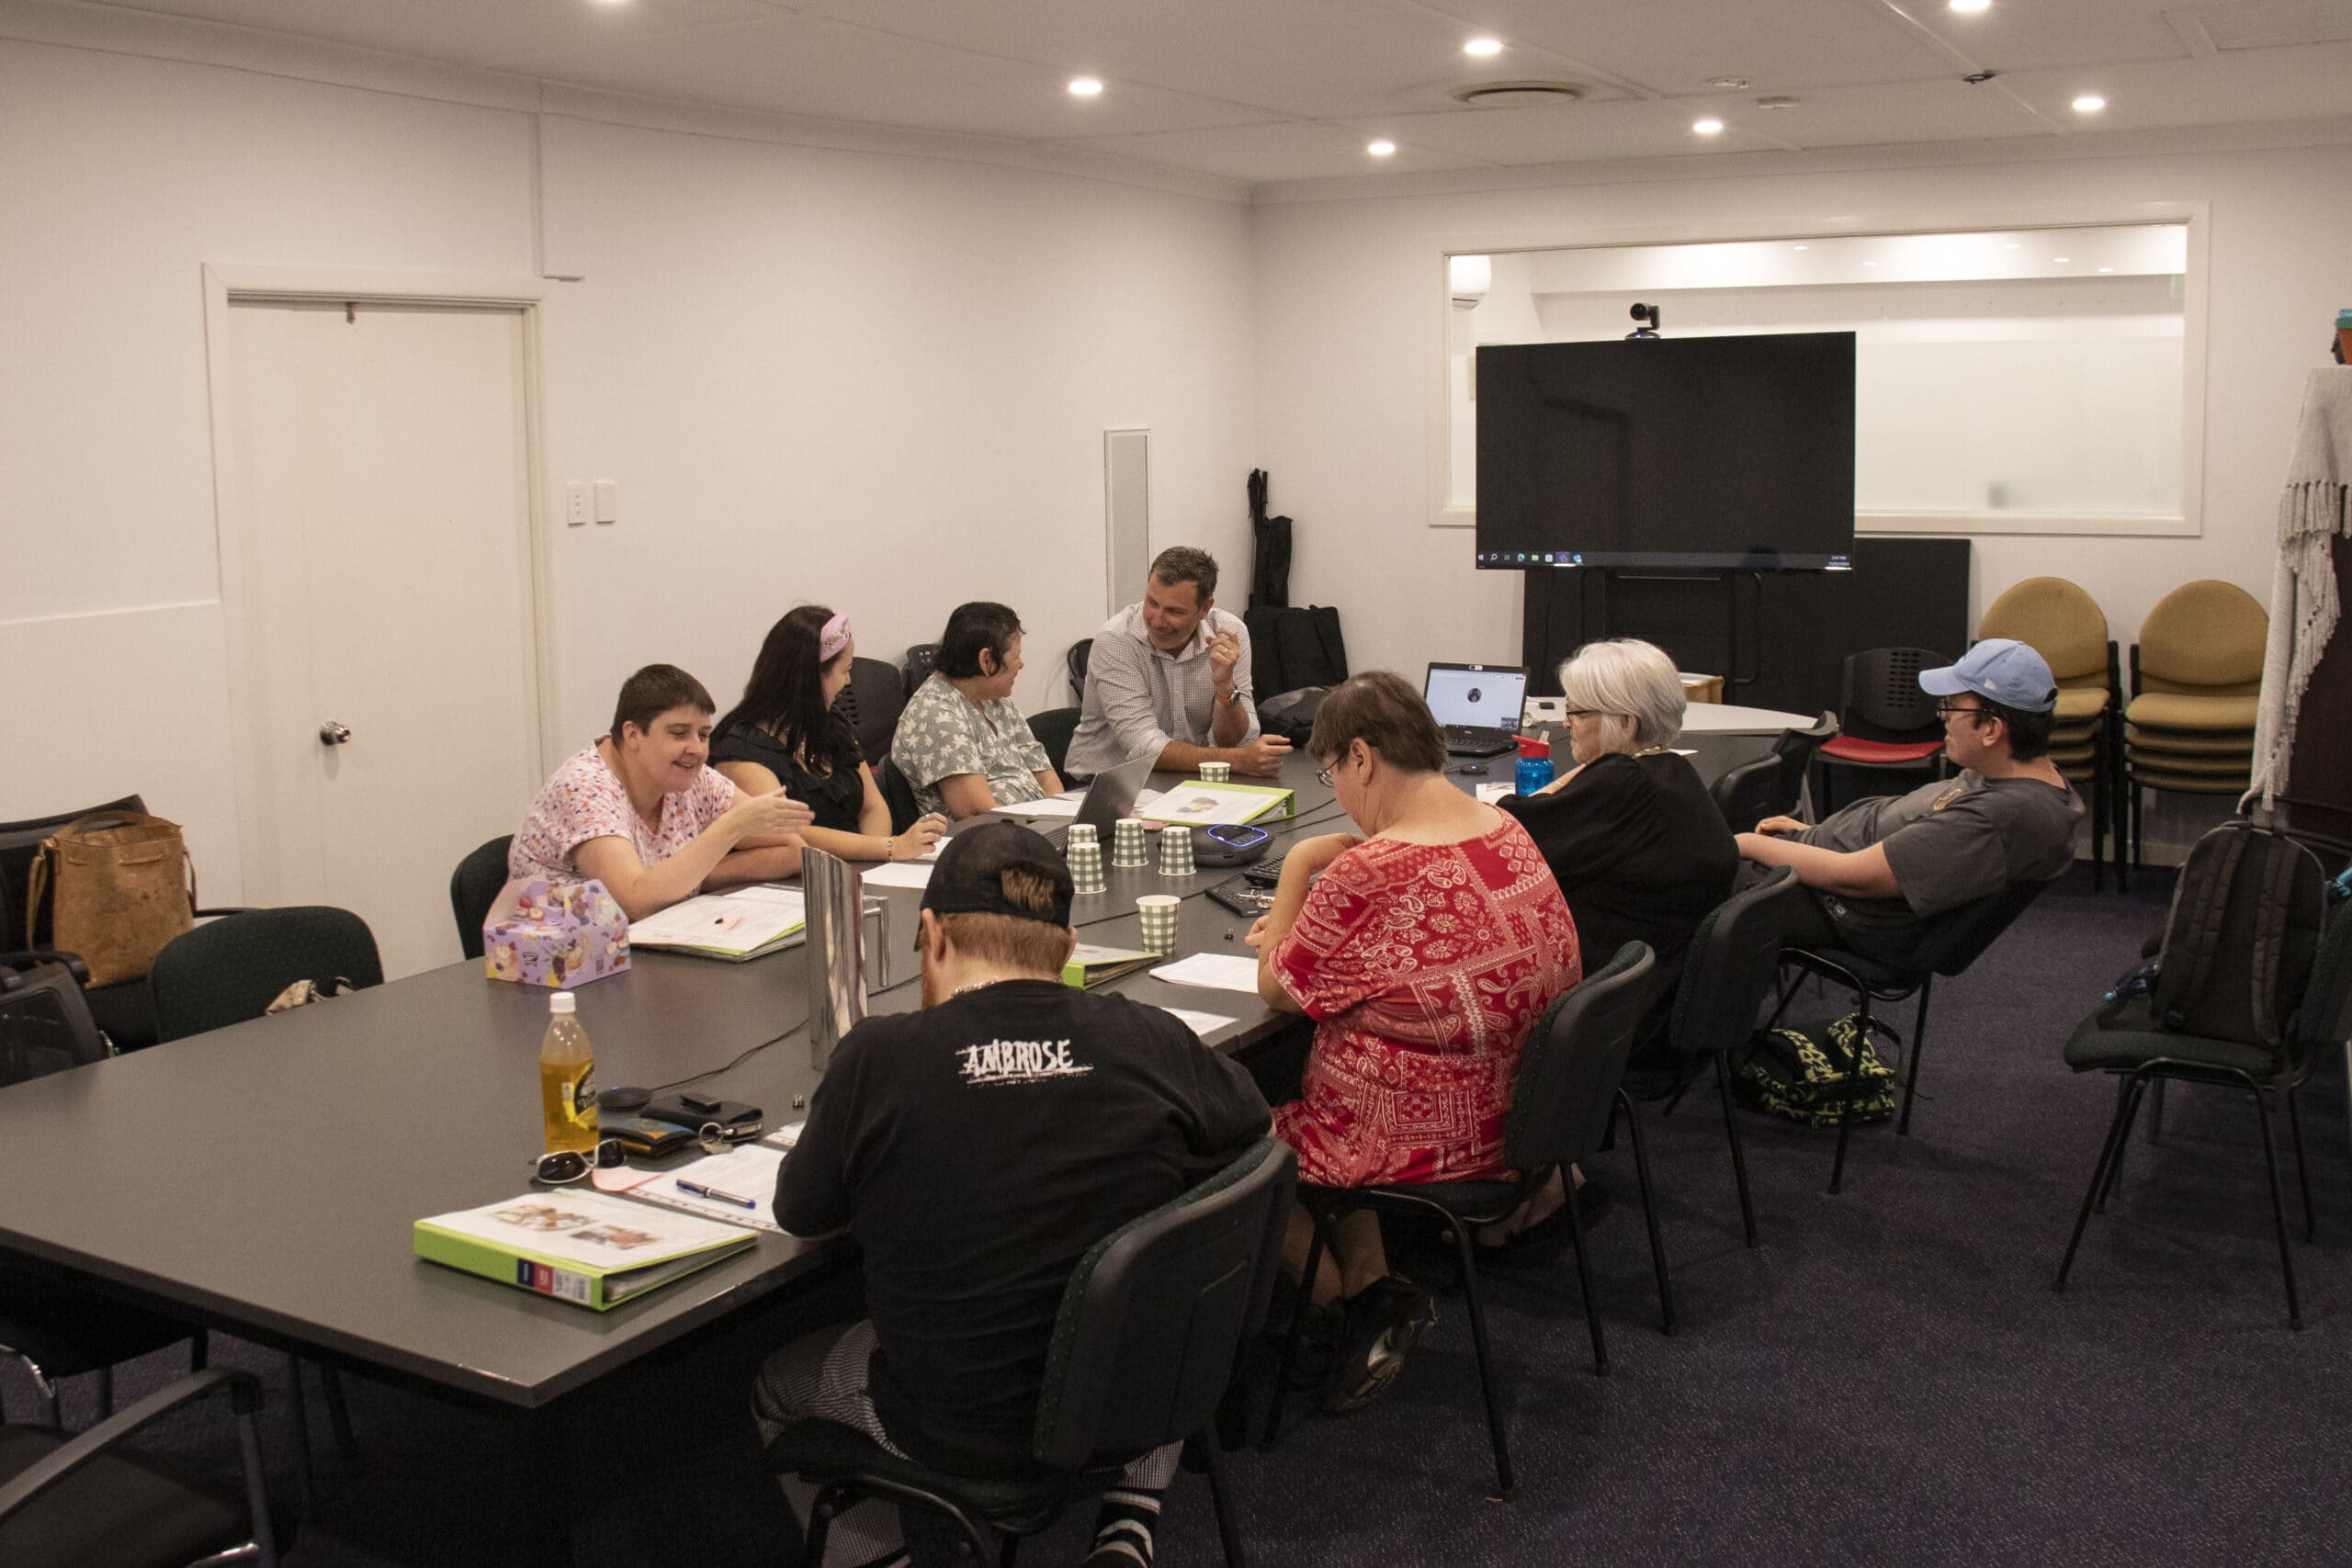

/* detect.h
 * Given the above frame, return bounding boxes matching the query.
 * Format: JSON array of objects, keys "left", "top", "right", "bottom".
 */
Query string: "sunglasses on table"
[{"left": 530, "top": 1139, "right": 627, "bottom": 1185}]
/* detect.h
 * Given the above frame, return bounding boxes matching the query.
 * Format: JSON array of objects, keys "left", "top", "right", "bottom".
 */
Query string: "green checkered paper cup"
[{"left": 1136, "top": 894, "right": 1181, "bottom": 954}]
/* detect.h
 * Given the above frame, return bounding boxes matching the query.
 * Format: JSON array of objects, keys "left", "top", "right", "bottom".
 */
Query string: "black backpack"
[
  {"left": 2143, "top": 818, "right": 2326, "bottom": 1050},
  {"left": 1243, "top": 605, "right": 1347, "bottom": 701}
]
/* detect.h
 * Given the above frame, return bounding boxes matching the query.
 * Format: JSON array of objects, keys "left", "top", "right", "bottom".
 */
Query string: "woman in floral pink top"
[{"left": 509, "top": 664, "right": 814, "bottom": 919}]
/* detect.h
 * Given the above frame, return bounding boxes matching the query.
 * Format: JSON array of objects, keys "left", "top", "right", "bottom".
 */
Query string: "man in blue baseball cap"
[{"left": 1736, "top": 638, "right": 2086, "bottom": 963}]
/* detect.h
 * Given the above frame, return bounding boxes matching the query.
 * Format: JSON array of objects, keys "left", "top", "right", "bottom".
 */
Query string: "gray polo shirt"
[
  {"left": 1064, "top": 604, "right": 1261, "bottom": 777},
  {"left": 1799, "top": 768, "right": 2083, "bottom": 949}
]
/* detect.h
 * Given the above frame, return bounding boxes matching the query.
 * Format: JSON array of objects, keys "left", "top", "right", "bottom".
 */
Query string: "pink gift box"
[{"left": 484, "top": 878, "right": 629, "bottom": 988}]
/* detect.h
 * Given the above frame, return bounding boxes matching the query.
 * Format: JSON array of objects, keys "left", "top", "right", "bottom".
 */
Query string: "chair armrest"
[
  {"left": 0, "top": 1366, "right": 262, "bottom": 1523},
  {"left": 193, "top": 908, "right": 254, "bottom": 919},
  {"left": 0, "top": 951, "right": 90, "bottom": 986}
]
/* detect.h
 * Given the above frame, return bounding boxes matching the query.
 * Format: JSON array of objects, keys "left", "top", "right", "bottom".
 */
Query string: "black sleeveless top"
[{"left": 709, "top": 710, "right": 866, "bottom": 834}]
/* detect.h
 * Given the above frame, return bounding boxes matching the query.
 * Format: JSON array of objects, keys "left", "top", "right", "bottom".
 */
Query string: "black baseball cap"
[{"left": 919, "top": 821, "right": 1075, "bottom": 928}]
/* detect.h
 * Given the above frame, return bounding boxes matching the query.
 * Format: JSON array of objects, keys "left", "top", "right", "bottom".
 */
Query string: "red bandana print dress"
[{"left": 1269, "top": 814, "right": 1581, "bottom": 1188}]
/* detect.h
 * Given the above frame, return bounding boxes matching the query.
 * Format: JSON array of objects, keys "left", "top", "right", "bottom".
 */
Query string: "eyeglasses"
[
  {"left": 1315, "top": 764, "right": 1335, "bottom": 786},
  {"left": 1560, "top": 709, "right": 1610, "bottom": 721},
  {"left": 1934, "top": 702, "right": 1990, "bottom": 724},
  {"left": 530, "top": 1139, "right": 627, "bottom": 1185}
]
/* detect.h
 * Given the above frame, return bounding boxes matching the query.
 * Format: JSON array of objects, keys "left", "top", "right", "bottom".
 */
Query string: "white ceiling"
[{"left": 75, "top": 0, "right": 2352, "bottom": 188}]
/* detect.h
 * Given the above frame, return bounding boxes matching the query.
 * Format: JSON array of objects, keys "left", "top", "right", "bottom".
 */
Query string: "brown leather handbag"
[{"left": 25, "top": 812, "right": 196, "bottom": 986}]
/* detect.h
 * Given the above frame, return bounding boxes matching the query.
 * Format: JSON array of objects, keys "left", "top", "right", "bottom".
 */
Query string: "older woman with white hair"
[{"left": 1488, "top": 638, "right": 1737, "bottom": 1258}]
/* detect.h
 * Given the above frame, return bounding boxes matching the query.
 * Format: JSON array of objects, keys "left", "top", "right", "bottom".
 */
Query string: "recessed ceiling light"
[
  {"left": 1792, "top": 243, "right": 1809, "bottom": 251},
  {"left": 1693, "top": 118, "right": 1724, "bottom": 135},
  {"left": 1949, "top": 0, "right": 1990, "bottom": 13},
  {"left": 2053, "top": 256, "right": 2070, "bottom": 264},
  {"left": 1861, "top": 260, "right": 1878, "bottom": 266},
  {"left": 1068, "top": 76, "right": 1103, "bottom": 97},
  {"left": 1367, "top": 139, "right": 1397, "bottom": 157},
  {"left": 2098, "top": 266, "right": 2114, "bottom": 273},
  {"left": 2004, "top": 242, "right": 2021, "bottom": 249},
  {"left": 2072, "top": 94, "right": 2106, "bottom": 113},
  {"left": 1464, "top": 37, "right": 1503, "bottom": 58},
  {"left": 1706, "top": 75, "right": 1749, "bottom": 89},
  {"left": 1756, "top": 96, "right": 1800, "bottom": 109}
]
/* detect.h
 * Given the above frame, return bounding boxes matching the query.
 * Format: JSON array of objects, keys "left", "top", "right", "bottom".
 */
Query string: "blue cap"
[{"left": 1918, "top": 637, "right": 2058, "bottom": 713}]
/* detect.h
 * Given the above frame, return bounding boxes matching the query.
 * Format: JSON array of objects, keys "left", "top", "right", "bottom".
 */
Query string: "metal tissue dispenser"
[{"left": 802, "top": 849, "right": 888, "bottom": 1069}]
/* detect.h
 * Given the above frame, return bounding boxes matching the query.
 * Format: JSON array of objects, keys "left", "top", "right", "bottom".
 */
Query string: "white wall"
[
  {"left": 0, "top": 20, "right": 1254, "bottom": 897},
  {"left": 1252, "top": 138, "right": 2352, "bottom": 851}
]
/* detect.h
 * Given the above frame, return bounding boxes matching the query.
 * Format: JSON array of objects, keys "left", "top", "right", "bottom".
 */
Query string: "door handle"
[{"left": 319, "top": 721, "right": 353, "bottom": 746}]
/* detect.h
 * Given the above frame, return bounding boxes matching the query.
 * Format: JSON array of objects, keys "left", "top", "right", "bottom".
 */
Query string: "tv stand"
[{"left": 1520, "top": 539, "right": 1971, "bottom": 715}]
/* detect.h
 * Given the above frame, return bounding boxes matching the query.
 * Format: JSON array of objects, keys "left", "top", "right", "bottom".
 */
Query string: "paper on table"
[
  {"left": 860, "top": 862, "right": 933, "bottom": 889},
  {"left": 1147, "top": 953, "right": 1262, "bottom": 994},
  {"left": 1476, "top": 782, "right": 1513, "bottom": 804},
  {"left": 761, "top": 1121, "right": 806, "bottom": 1149},
  {"left": 623, "top": 1143, "right": 786, "bottom": 1234},
  {"left": 991, "top": 795, "right": 1083, "bottom": 818},
  {"left": 1136, "top": 784, "right": 1280, "bottom": 827},
  {"left": 1162, "top": 1008, "right": 1238, "bottom": 1040}
]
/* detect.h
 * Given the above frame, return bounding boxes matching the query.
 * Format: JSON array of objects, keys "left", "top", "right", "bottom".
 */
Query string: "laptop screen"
[{"left": 1422, "top": 664, "right": 1528, "bottom": 730}]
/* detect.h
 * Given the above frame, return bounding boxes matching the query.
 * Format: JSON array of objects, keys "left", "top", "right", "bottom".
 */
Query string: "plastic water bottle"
[
  {"left": 1514, "top": 735, "right": 1554, "bottom": 796},
  {"left": 538, "top": 991, "right": 599, "bottom": 1155}
]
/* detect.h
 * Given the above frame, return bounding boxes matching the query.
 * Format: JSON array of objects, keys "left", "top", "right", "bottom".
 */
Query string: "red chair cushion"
[{"left": 1818, "top": 738, "right": 1943, "bottom": 766}]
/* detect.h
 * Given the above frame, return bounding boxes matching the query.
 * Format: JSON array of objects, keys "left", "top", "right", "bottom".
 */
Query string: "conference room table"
[{"left": 0, "top": 722, "right": 1808, "bottom": 1562}]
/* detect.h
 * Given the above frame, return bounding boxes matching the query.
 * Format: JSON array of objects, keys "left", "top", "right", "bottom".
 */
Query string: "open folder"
[{"left": 626, "top": 885, "right": 806, "bottom": 961}]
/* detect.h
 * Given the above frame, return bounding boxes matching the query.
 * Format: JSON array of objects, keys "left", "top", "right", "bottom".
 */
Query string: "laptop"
[
  {"left": 1034, "top": 752, "right": 1161, "bottom": 852},
  {"left": 1423, "top": 662, "right": 1529, "bottom": 757}
]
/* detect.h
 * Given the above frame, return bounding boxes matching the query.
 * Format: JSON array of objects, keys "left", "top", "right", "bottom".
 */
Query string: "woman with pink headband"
[{"left": 711, "top": 606, "right": 947, "bottom": 863}]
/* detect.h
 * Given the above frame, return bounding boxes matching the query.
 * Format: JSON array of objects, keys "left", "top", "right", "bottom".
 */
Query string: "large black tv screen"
[{"left": 1475, "top": 332, "right": 1856, "bottom": 571}]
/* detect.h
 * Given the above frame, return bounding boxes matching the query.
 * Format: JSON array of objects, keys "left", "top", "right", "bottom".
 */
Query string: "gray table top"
[
  {"left": 0, "top": 739, "right": 1761, "bottom": 1411},
  {"left": 0, "top": 756, "right": 1346, "bottom": 1410}
]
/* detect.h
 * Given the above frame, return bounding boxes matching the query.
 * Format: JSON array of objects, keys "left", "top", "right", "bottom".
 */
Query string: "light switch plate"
[
  {"left": 565, "top": 480, "right": 589, "bottom": 526},
  {"left": 594, "top": 480, "right": 618, "bottom": 525}
]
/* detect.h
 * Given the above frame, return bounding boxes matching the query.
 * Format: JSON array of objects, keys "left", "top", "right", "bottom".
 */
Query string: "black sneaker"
[
  {"left": 1319, "top": 1276, "right": 1436, "bottom": 1414},
  {"left": 1283, "top": 1299, "right": 1345, "bottom": 1391}
]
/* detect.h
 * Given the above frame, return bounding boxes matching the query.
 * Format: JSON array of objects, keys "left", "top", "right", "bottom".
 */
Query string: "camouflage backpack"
[{"left": 1733, "top": 1015, "right": 1895, "bottom": 1128}]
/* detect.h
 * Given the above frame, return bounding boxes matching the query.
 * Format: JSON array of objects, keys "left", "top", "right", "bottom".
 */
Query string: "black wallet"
[
  {"left": 605, "top": 1116, "right": 696, "bottom": 1158},
  {"left": 641, "top": 1092, "right": 762, "bottom": 1142}
]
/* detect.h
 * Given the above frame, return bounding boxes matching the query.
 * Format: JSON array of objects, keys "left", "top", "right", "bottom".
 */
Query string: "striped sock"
[{"left": 1085, "top": 1486, "right": 1164, "bottom": 1566}]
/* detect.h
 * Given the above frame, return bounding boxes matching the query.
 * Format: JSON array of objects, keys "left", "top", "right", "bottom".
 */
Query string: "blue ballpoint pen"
[{"left": 676, "top": 1179, "right": 758, "bottom": 1209}]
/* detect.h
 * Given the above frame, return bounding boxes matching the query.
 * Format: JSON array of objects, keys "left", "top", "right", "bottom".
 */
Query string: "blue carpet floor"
[{"left": 11, "top": 863, "right": 2351, "bottom": 1565}]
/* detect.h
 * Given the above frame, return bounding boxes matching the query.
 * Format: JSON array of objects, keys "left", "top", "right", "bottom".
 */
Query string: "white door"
[{"left": 215, "top": 299, "right": 545, "bottom": 981}]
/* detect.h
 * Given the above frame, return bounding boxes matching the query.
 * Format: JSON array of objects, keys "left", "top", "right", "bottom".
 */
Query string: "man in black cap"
[{"left": 753, "top": 822, "right": 1268, "bottom": 1568}]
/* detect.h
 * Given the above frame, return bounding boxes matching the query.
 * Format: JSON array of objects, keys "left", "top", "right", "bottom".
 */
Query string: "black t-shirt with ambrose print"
[{"left": 773, "top": 979, "right": 1269, "bottom": 1475}]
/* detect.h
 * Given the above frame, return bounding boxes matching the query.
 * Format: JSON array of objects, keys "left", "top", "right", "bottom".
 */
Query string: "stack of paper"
[{"left": 628, "top": 885, "right": 806, "bottom": 961}]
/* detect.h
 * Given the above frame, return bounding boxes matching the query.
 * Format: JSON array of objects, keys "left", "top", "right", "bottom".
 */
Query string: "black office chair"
[
  {"left": 843, "top": 658, "right": 907, "bottom": 769},
  {"left": 769, "top": 1136, "right": 1295, "bottom": 1567},
  {"left": 1264, "top": 944, "right": 1660, "bottom": 1501},
  {"left": 2054, "top": 899, "right": 2351, "bottom": 1331},
  {"left": 1066, "top": 638, "right": 1093, "bottom": 705},
  {"left": 0, "top": 953, "right": 207, "bottom": 1428},
  {"left": 900, "top": 644, "right": 940, "bottom": 700},
  {"left": 1711, "top": 712, "right": 1836, "bottom": 831},
  {"left": 1650, "top": 868, "right": 1804, "bottom": 1249},
  {"left": 148, "top": 908, "right": 384, "bottom": 1044},
  {"left": 876, "top": 757, "right": 922, "bottom": 835},
  {"left": 1028, "top": 707, "right": 1081, "bottom": 779},
  {"left": 1766, "top": 879, "right": 2048, "bottom": 1192},
  {"left": 1814, "top": 649, "right": 1949, "bottom": 814},
  {"left": 146, "top": 908, "right": 382, "bottom": 1506},
  {"left": 448, "top": 836, "right": 514, "bottom": 962},
  {"left": 0, "top": 1366, "right": 287, "bottom": 1568}
]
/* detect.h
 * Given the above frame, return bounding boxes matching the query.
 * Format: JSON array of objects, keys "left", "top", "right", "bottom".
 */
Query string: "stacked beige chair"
[
  {"left": 1979, "top": 577, "right": 2120, "bottom": 888},
  {"left": 2123, "top": 580, "right": 2267, "bottom": 874}
]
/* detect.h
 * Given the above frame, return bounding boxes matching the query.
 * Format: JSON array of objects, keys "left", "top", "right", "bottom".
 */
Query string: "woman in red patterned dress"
[{"left": 1247, "top": 671, "right": 1580, "bottom": 1410}]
